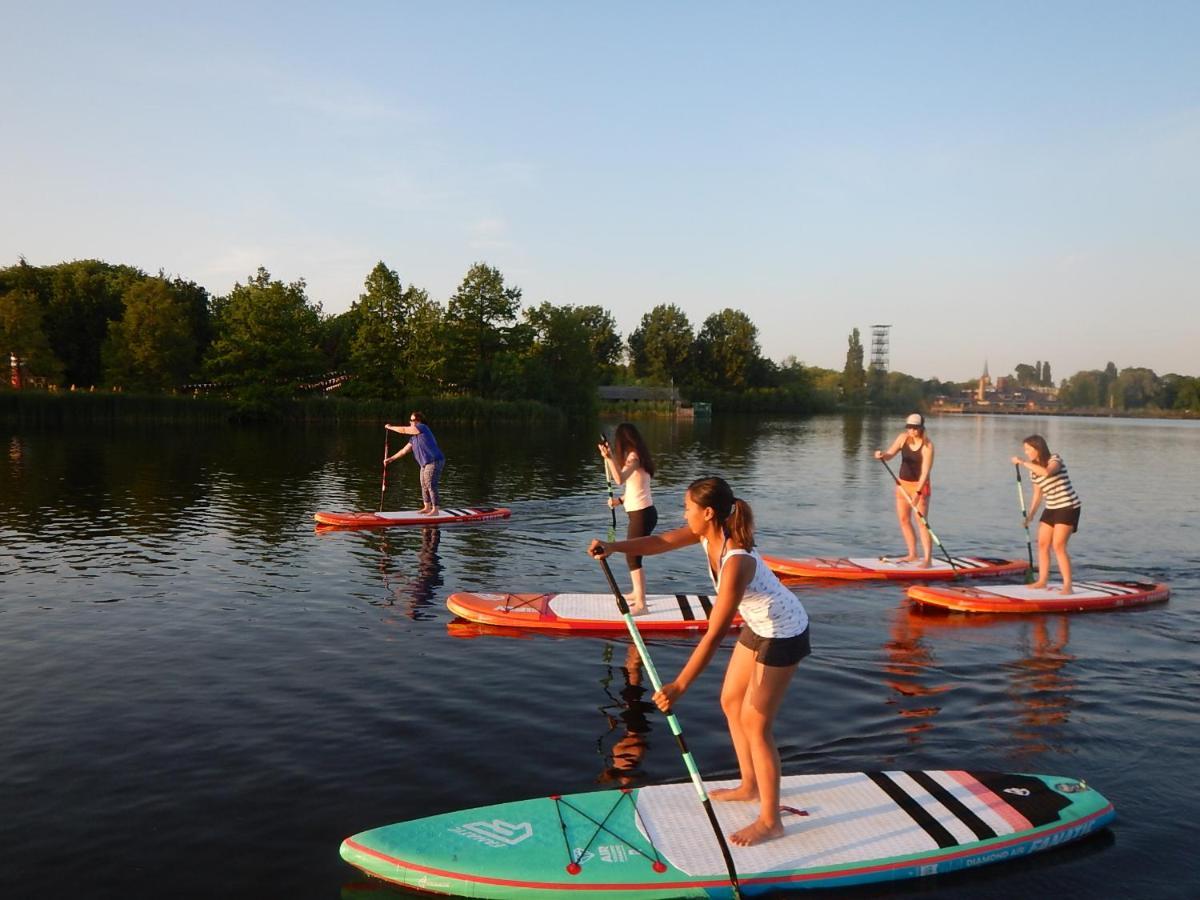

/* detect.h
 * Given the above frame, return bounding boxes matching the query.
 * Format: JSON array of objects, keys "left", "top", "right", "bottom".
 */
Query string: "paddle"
[
  {"left": 597, "top": 556, "right": 742, "bottom": 899},
  {"left": 1014, "top": 464, "right": 1035, "bottom": 582},
  {"left": 378, "top": 430, "right": 390, "bottom": 512},
  {"left": 877, "top": 457, "right": 959, "bottom": 576},
  {"left": 600, "top": 432, "right": 617, "bottom": 540}
]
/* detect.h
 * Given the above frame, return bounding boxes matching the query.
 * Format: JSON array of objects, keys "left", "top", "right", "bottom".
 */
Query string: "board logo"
[
  {"left": 452, "top": 819, "right": 534, "bottom": 847},
  {"left": 1003, "top": 787, "right": 1031, "bottom": 797}
]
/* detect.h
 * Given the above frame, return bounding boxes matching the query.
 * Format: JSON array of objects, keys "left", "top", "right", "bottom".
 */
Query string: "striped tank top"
[{"left": 1031, "top": 454, "right": 1081, "bottom": 510}]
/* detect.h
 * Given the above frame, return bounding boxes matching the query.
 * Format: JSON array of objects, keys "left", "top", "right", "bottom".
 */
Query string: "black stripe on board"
[
  {"left": 867, "top": 772, "right": 959, "bottom": 849},
  {"left": 954, "top": 558, "right": 985, "bottom": 569},
  {"left": 906, "top": 771, "right": 996, "bottom": 842},
  {"left": 697, "top": 594, "right": 713, "bottom": 618},
  {"left": 675, "top": 594, "right": 696, "bottom": 621},
  {"left": 1075, "top": 581, "right": 1128, "bottom": 597}
]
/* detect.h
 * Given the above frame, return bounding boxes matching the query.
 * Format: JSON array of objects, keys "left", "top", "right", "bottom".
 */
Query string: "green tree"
[
  {"left": 204, "top": 268, "right": 323, "bottom": 397},
  {"left": 628, "top": 303, "right": 693, "bottom": 386},
  {"left": 0, "top": 286, "right": 64, "bottom": 384},
  {"left": 1041, "top": 360, "right": 1052, "bottom": 386},
  {"left": 692, "top": 308, "right": 761, "bottom": 390},
  {"left": 841, "top": 328, "right": 866, "bottom": 405},
  {"left": 1014, "top": 363, "right": 1039, "bottom": 387},
  {"left": 520, "top": 303, "right": 602, "bottom": 411},
  {"left": 102, "top": 277, "right": 198, "bottom": 390},
  {"left": 1100, "top": 361, "right": 1119, "bottom": 408},
  {"left": 347, "top": 262, "right": 412, "bottom": 396},
  {"left": 577, "top": 305, "right": 623, "bottom": 382},
  {"left": 1114, "top": 367, "right": 1159, "bottom": 410},
  {"left": 42, "top": 260, "right": 142, "bottom": 387},
  {"left": 443, "top": 262, "right": 522, "bottom": 396},
  {"left": 1059, "top": 370, "right": 1101, "bottom": 408}
]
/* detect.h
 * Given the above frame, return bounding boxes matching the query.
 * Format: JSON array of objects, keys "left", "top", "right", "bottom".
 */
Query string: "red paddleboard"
[
  {"left": 762, "top": 554, "right": 1027, "bottom": 581},
  {"left": 907, "top": 579, "right": 1170, "bottom": 613},
  {"left": 313, "top": 506, "right": 510, "bottom": 528},
  {"left": 447, "top": 591, "right": 742, "bottom": 633}
]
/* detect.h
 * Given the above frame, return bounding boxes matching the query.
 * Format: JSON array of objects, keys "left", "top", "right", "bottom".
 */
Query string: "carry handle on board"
[
  {"left": 597, "top": 555, "right": 741, "bottom": 898},
  {"left": 877, "top": 457, "right": 960, "bottom": 575}
]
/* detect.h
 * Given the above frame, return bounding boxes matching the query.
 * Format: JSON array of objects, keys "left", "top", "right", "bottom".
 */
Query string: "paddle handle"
[
  {"left": 597, "top": 556, "right": 741, "bottom": 898},
  {"left": 600, "top": 432, "right": 617, "bottom": 533},
  {"left": 877, "top": 457, "right": 958, "bottom": 573}
]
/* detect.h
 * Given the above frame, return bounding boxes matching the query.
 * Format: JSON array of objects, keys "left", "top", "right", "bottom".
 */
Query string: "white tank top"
[
  {"left": 621, "top": 452, "right": 653, "bottom": 512},
  {"left": 702, "top": 537, "right": 808, "bottom": 639}
]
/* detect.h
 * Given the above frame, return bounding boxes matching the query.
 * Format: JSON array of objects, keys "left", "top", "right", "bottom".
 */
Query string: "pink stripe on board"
[{"left": 947, "top": 771, "right": 1032, "bottom": 831}]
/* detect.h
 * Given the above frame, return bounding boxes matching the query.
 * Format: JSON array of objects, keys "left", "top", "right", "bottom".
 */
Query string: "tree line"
[
  {"left": 839, "top": 327, "right": 1199, "bottom": 414},
  {"left": 0, "top": 258, "right": 830, "bottom": 414}
]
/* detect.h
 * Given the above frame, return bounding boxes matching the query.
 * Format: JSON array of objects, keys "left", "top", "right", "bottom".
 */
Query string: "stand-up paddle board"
[
  {"left": 761, "top": 554, "right": 1027, "bottom": 581},
  {"left": 313, "top": 506, "right": 511, "bottom": 528},
  {"left": 341, "top": 770, "right": 1112, "bottom": 897},
  {"left": 447, "top": 591, "right": 742, "bottom": 633},
  {"left": 907, "top": 579, "right": 1170, "bottom": 613}
]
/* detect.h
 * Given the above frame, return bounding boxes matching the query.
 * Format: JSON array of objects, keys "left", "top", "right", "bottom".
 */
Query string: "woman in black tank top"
[{"left": 874, "top": 413, "right": 935, "bottom": 567}]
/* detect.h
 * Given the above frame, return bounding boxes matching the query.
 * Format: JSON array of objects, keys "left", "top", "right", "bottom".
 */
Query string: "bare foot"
[
  {"left": 1030, "top": 580, "right": 1048, "bottom": 589},
  {"left": 915, "top": 559, "right": 932, "bottom": 569},
  {"left": 710, "top": 784, "right": 758, "bottom": 803},
  {"left": 729, "top": 818, "right": 785, "bottom": 846},
  {"left": 899, "top": 554, "right": 918, "bottom": 564},
  {"left": 425, "top": 508, "right": 440, "bottom": 516},
  {"left": 627, "top": 599, "right": 648, "bottom": 616},
  {"left": 1060, "top": 585, "right": 1074, "bottom": 595}
]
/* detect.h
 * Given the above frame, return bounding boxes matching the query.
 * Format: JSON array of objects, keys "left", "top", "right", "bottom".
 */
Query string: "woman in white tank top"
[
  {"left": 589, "top": 476, "right": 809, "bottom": 848},
  {"left": 598, "top": 423, "right": 658, "bottom": 613}
]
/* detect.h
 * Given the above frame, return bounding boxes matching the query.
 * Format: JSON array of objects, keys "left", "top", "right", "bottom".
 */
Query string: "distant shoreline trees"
[{"left": 2, "top": 257, "right": 1195, "bottom": 417}]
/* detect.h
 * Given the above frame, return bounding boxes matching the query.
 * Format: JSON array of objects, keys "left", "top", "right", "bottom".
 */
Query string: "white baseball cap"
[{"left": 905, "top": 413, "right": 925, "bottom": 427}]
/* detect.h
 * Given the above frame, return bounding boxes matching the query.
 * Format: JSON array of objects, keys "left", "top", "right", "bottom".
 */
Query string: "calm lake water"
[{"left": 1, "top": 413, "right": 1197, "bottom": 898}]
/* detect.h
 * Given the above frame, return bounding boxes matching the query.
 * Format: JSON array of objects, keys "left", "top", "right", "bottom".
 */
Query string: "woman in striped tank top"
[
  {"left": 589, "top": 476, "right": 809, "bottom": 847},
  {"left": 1012, "top": 434, "right": 1082, "bottom": 593}
]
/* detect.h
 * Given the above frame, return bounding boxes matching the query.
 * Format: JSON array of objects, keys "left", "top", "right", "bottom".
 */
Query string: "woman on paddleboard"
[
  {"left": 598, "top": 423, "right": 657, "bottom": 614},
  {"left": 874, "top": 412, "right": 935, "bottom": 567},
  {"left": 1013, "top": 434, "right": 1081, "bottom": 594},
  {"left": 384, "top": 412, "right": 446, "bottom": 515},
  {"left": 588, "top": 476, "right": 810, "bottom": 847}
]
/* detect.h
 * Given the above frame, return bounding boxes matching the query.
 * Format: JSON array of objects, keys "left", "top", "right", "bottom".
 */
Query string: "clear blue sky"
[{"left": 3, "top": 1, "right": 1197, "bottom": 380}]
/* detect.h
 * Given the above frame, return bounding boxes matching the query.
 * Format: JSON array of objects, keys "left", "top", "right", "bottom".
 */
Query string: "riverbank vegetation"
[{"left": 2, "top": 257, "right": 1195, "bottom": 423}]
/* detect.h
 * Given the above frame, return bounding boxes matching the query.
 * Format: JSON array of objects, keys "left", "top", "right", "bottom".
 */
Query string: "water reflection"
[
  {"left": 1006, "top": 616, "right": 1075, "bottom": 755},
  {"left": 371, "top": 528, "right": 444, "bottom": 621},
  {"left": 892, "top": 605, "right": 1079, "bottom": 757},
  {"left": 595, "top": 643, "right": 654, "bottom": 786}
]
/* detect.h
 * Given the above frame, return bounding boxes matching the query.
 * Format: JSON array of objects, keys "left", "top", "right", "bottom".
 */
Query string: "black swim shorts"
[
  {"left": 737, "top": 625, "right": 811, "bottom": 667},
  {"left": 1040, "top": 506, "right": 1081, "bottom": 533}
]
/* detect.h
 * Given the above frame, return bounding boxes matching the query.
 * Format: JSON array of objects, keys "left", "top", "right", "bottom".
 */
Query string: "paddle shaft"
[
  {"left": 1015, "top": 464, "right": 1035, "bottom": 579},
  {"left": 601, "top": 432, "right": 617, "bottom": 535},
  {"left": 598, "top": 557, "right": 741, "bottom": 899},
  {"left": 877, "top": 457, "right": 959, "bottom": 573},
  {"left": 378, "top": 431, "right": 389, "bottom": 512}
]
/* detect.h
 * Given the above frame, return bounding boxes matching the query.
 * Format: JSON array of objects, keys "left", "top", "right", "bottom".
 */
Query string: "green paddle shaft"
[
  {"left": 1015, "top": 463, "right": 1035, "bottom": 578},
  {"left": 877, "top": 457, "right": 959, "bottom": 574},
  {"left": 597, "top": 556, "right": 741, "bottom": 899},
  {"left": 601, "top": 432, "right": 617, "bottom": 536}
]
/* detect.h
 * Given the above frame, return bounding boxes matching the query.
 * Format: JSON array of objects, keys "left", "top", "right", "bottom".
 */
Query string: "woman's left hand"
[
  {"left": 1011, "top": 456, "right": 1024, "bottom": 467},
  {"left": 653, "top": 682, "right": 683, "bottom": 713}
]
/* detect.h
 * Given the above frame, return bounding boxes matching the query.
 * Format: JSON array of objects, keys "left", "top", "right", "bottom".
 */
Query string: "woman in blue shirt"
[{"left": 385, "top": 412, "right": 446, "bottom": 514}]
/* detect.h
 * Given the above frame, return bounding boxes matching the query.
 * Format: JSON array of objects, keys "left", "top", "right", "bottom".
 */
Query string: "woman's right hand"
[
  {"left": 873, "top": 449, "right": 883, "bottom": 459},
  {"left": 597, "top": 442, "right": 611, "bottom": 458},
  {"left": 588, "top": 539, "right": 610, "bottom": 559}
]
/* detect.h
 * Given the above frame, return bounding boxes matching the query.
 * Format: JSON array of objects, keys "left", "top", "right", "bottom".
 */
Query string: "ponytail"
[{"left": 687, "top": 476, "right": 756, "bottom": 549}]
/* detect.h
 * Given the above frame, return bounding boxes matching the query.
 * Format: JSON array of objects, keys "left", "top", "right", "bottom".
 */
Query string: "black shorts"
[
  {"left": 1040, "top": 505, "right": 1081, "bottom": 533},
  {"left": 625, "top": 505, "right": 658, "bottom": 571},
  {"left": 737, "top": 626, "right": 811, "bottom": 667}
]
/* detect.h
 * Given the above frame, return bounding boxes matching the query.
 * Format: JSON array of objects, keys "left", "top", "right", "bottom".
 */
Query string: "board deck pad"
[
  {"left": 907, "top": 579, "right": 1170, "bottom": 613},
  {"left": 447, "top": 591, "right": 742, "bottom": 633},
  {"left": 761, "top": 553, "right": 1027, "bottom": 581},
  {"left": 313, "top": 506, "right": 511, "bottom": 528},
  {"left": 340, "top": 770, "right": 1113, "bottom": 898}
]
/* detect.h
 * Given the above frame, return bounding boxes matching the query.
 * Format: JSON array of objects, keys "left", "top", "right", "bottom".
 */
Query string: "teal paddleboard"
[{"left": 340, "top": 770, "right": 1113, "bottom": 897}]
